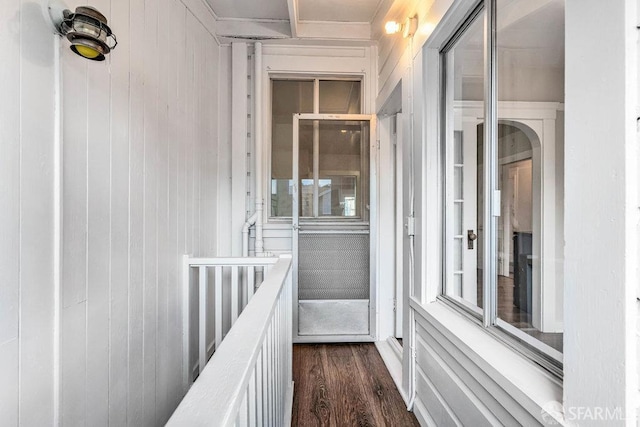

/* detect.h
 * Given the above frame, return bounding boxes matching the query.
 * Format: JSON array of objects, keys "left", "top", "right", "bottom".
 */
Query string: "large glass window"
[
  {"left": 270, "top": 79, "right": 362, "bottom": 217},
  {"left": 441, "top": 0, "right": 565, "bottom": 368}
]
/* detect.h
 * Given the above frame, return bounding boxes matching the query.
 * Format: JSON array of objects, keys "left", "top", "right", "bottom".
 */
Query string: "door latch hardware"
[{"left": 467, "top": 229, "right": 477, "bottom": 249}]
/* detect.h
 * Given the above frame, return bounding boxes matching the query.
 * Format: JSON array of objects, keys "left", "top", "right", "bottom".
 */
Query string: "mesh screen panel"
[{"left": 298, "top": 233, "right": 369, "bottom": 300}]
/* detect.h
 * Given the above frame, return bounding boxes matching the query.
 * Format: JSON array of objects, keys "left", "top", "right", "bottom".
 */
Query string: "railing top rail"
[
  {"left": 168, "top": 254, "right": 293, "bottom": 426},
  {"left": 186, "top": 256, "right": 280, "bottom": 267}
]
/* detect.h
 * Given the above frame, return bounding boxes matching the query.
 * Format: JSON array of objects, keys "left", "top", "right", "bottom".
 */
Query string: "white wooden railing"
[
  {"left": 180, "top": 255, "right": 280, "bottom": 387},
  {"left": 170, "top": 254, "right": 294, "bottom": 426}
]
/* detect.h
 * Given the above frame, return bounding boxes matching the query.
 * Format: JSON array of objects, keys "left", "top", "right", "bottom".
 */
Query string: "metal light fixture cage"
[{"left": 54, "top": 5, "right": 117, "bottom": 61}]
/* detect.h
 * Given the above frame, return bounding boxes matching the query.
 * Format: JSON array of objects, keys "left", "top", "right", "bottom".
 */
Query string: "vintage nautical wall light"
[{"left": 47, "top": 1, "right": 117, "bottom": 61}]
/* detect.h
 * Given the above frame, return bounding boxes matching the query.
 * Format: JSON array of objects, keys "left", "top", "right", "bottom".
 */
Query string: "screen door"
[{"left": 292, "top": 114, "right": 375, "bottom": 342}]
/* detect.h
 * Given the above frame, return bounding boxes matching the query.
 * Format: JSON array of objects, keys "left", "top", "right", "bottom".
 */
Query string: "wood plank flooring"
[{"left": 292, "top": 343, "right": 420, "bottom": 427}]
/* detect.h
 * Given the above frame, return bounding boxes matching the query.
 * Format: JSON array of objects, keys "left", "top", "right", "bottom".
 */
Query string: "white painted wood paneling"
[
  {"left": 85, "top": 0, "right": 112, "bottom": 424},
  {"left": 18, "top": 3, "right": 57, "bottom": 425},
  {"left": 411, "top": 302, "right": 561, "bottom": 426},
  {"left": 108, "top": 0, "right": 131, "bottom": 421},
  {"left": 565, "top": 0, "right": 638, "bottom": 420},
  {"left": 0, "top": 0, "right": 222, "bottom": 425},
  {"left": 217, "top": 45, "right": 233, "bottom": 256},
  {"left": 157, "top": 0, "right": 171, "bottom": 419},
  {"left": 0, "top": 0, "right": 23, "bottom": 423}
]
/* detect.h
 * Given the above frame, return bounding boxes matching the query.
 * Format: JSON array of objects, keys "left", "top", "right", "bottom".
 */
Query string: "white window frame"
[{"left": 438, "top": 0, "right": 564, "bottom": 377}]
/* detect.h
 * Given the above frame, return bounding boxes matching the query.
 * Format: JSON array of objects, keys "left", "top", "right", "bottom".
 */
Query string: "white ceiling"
[
  {"left": 205, "top": 0, "right": 563, "bottom": 49},
  {"left": 297, "top": 0, "right": 383, "bottom": 23},
  {"left": 205, "top": 0, "right": 386, "bottom": 40},
  {"left": 205, "top": 0, "right": 290, "bottom": 20}
]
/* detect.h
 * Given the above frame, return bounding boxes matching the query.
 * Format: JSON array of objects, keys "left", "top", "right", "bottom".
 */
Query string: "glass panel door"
[{"left": 292, "top": 114, "right": 374, "bottom": 342}]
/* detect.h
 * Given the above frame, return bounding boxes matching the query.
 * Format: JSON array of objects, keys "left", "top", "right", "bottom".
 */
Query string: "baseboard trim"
[
  {"left": 284, "top": 381, "right": 295, "bottom": 427},
  {"left": 375, "top": 339, "right": 407, "bottom": 404}
]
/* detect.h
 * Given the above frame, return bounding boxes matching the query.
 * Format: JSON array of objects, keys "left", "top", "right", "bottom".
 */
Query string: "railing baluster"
[
  {"left": 267, "top": 325, "right": 273, "bottom": 425},
  {"left": 215, "top": 266, "right": 223, "bottom": 350},
  {"left": 238, "top": 391, "right": 248, "bottom": 426},
  {"left": 256, "top": 349, "right": 264, "bottom": 427},
  {"left": 273, "top": 301, "right": 281, "bottom": 423},
  {"left": 248, "top": 368, "right": 257, "bottom": 426},
  {"left": 182, "top": 256, "right": 191, "bottom": 390},
  {"left": 241, "top": 266, "right": 248, "bottom": 309},
  {"left": 199, "top": 266, "right": 208, "bottom": 375},
  {"left": 280, "top": 300, "right": 284, "bottom": 423},
  {"left": 248, "top": 266, "right": 255, "bottom": 302},
  {"left": 231, "top": 265, "right": 239, "bottom": 323},
  {"left": 262, "top": 344, "right": 269, "bottom": 425},
  {"left": 271, "top": 322, "right": 276, "bottom": 426}
]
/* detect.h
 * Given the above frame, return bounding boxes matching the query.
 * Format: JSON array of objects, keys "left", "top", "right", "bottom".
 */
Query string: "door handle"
[
  {"left": 467, "top": 229, "right": 477, "bottom": 249},
  {"left": 292, "top": 224, "right": 299, "bottom": 231}
]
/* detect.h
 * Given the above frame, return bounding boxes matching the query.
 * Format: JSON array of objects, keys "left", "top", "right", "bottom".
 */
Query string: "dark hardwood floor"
[{"left": 292, "top": 343, "right": 420, "bottom": 427}]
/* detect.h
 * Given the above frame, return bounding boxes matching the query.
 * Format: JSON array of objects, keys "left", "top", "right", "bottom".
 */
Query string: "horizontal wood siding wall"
[
  {"left": 412, "top": 309, "right": 546, "bottom": 426},
  {"left": 0, "top": 0, "right": 221, "bottom": 425}
]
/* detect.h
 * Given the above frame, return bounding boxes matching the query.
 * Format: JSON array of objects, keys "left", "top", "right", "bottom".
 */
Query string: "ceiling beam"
[{"left": 216, "top": 18, "right": 291, "bottom": 39}]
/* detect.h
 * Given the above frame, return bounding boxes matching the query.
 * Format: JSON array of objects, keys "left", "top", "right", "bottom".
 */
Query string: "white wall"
[
  {"left": 0, "top": 0, "right": 222, "bottom": 425},
  {"left": 0, "top": 1, "right": 56, "bottom": 425},
  {"left": 564, "top": 0, "right": 638, "bottom": 421}
]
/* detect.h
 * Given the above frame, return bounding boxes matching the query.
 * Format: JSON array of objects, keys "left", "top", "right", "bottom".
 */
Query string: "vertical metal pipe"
[{"left": 255, "top": 42, "right": 264, "bottom": 255}]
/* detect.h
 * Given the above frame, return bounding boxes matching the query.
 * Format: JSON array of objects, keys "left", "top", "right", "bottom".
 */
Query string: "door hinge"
[
  {"left": 376, "top": 139, "right": 380, "bottom": 150},
  {"left": 393, "top": 298, "right": 397, "bottom": 312},
  {"left": 405, "top": 216, "right": 415, "bottom": 237}
]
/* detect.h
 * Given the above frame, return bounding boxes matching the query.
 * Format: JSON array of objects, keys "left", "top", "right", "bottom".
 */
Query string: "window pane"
[
  {"left": 319, "top": 80, "right": 361, "bottom": 114},
  {"left": 318, "top": 121, "right": 368, "bottom": 218},
  {"left": 271, "top": 80, "right": 314, "bottom": 217},
  {"left": 443, "top": 9, "right": 485, "bottom": 311},
  {"left": 496, "top": 0, "right": 564, "bottom": 353},
  {"left": 297, "top": 120, "right": 370, "bottom": 220}
]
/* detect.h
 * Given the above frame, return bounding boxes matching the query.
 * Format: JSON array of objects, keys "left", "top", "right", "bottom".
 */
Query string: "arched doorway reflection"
[{"left": 475, "top": 121, "right": 561, "bottom": 351}]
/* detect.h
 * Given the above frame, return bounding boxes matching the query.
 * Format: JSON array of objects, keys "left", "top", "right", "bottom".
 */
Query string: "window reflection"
[
  {"left": 495, "top": 0, "right": 565, "bottom": 353},
  {"left": 442, "top": 7, "right": 485, "bottom": 313},
  {"left": 298, "top": 120, "right": 369, "bottom": 220}
]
